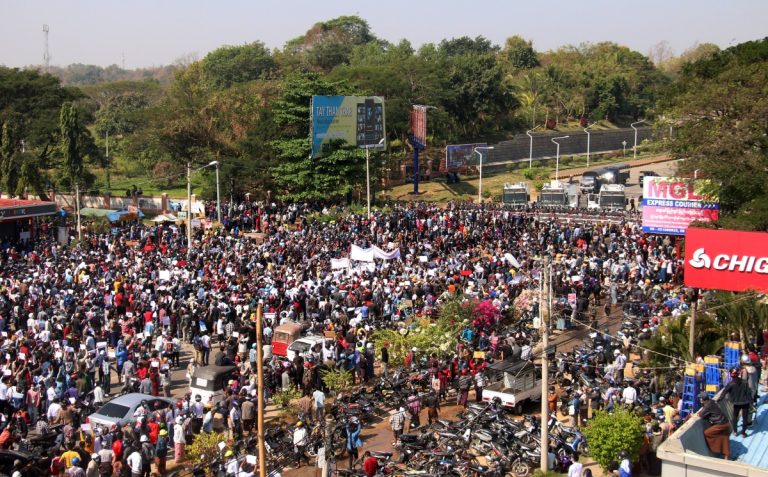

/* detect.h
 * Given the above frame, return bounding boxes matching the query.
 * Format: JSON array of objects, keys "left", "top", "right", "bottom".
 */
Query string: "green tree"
[
  {"left": 501, "top": 35, "right": 540, "bottom": 70},
  {"left": 282, "top": 16, "right": 379, "bottom": 72},
  {"left": 583, "top": 409, "right": 645, "bottom": 472},
  {"left": 665, "top": 38, "right": 768, "bottom": 227},
  {"left": 59, "top": 102, "right": 86, "bottom": 189},
  {"left": 200, "top": 41, "right": 277, "bottom": 89}
]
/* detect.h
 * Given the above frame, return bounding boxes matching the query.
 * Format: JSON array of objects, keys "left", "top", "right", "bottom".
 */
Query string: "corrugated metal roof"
[{"left": 733, "top": 393, "right": 768, "bottom": 466}]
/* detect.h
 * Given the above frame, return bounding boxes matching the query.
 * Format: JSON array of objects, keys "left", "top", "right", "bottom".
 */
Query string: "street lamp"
[
  {"left": 583, "top": 122, "right": 595, "bottom": 167},
  {"left": 208, "top": 161, "right": 221, "bottom": 224},
  {"left": 526, "top": 125, "right": 541, "bottom": 169},
  {"left": 622, "top": 140, "right": 627, "bottom": 157},
  {"left": 631, "top": 120, "right": 648, "bottom": 159},
  {"left": 473, "top": 146, "right": 494, "bottom": 203},
  {"left": 363, "top": 138, "right": 386, "bottom": 217},
  {"left": 551, "top": 136, "right": 569, "bottom": 182}
]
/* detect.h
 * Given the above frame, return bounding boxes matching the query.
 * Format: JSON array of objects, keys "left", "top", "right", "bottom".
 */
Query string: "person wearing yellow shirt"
[{"left": 61, "top": 446, "right": 81, "bottom": 468}]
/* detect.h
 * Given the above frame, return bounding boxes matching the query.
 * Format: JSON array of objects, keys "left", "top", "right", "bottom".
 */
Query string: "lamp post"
[
  {"left": 473, "top": 146, "right": 494, "bottom": 203},
  {"left": 526, "top": 125, "right": 541, "bottom": 169},
  {"left": 551, "top": 136, "right": 569, "bottom": 182},
  {"left": 622, "top": 140, "right": 627, "bottom": 157},
  {"left": 364, "top": 138, "right": 386, "bottom": 217},
  {"left": 186, "top": 161, "right": 192, "bottom": 255},
  {"left": 631, "top": 120, "right": 647, "bottom": 159},
  {"left": 583, "top": 122, "right": 595, "bottom": 167},
  {"left": 209, "top": 161, "right": 221, "bottom": 224}
]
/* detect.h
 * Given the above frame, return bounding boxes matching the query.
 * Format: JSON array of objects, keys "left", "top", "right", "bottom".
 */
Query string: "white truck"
[
  {"left": 481, "top": 360, "right": 541, "bottom": 414},
  {"left": 587, "top": 184, "right": 626, "bottom": 210},
  {"left": 502, "top": 182, "right": 530, "bottom": 207},
  {"left": 539, "top": 180, "right": 579, "bottom": 208}
]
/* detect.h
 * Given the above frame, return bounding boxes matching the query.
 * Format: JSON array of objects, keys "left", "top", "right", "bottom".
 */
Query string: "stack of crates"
[
  {"left": 704, "top": 355, "right": 722, "bottom": 398},
  {"left": 680, "top": 363, "right": 704, "bottom": 418},
  {"left": 723, "top": 341, "right": 742, "bottom": 385}
]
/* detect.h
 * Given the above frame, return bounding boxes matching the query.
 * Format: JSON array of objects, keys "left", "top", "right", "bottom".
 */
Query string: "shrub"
[
  {"left": 320, "top": 368, "right": 354, "bottom": 395},
  {"left": 272, "top": 384, "right": 302, "bottom": 408},
  {"left": 186, "top": 431, "right": 227, "bottom": 475},
  {"left": 582, "top": 409, "right": 645, "bottom": 472}
]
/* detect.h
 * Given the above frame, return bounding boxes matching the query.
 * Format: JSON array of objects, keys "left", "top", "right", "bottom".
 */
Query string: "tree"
[
  {"left": 282, "top": 16, "right": 380, "bottom": 72},
  {"left": 665, "top": 38, "right": 768, "bottom": 226},
  {"left": 200, "top": 41, "right": 277, "bottom": 89},
  {"left": 502, "top": 35, "right": 540, "bottom": 70},
  {"left": 59, "top": 102, "right": 85, "bottom": 188},
  {"left": 583, "top": 409, "right": 645, "bottom": 472}
]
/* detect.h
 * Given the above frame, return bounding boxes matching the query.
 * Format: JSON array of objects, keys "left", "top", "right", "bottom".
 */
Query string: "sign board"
[
  {"left": 446, "top": 143, "right": 488, "bottom": 170},
  {"left": 177, "top": 211, "right": 188, "bottom": 220},
  {"left": 473, "top": 351, "right": 486, "bottom": 359},
  {"left": 410, "top": 106, "right": 428, "bottom": 147},
  {"left": 642, "top": 177, "right": 719, "bottom": 235},
  {"left": 311, "top": 96, "right": 386, "bottom": 158},
  {"left": 684, "top": 228, "right": 768, "bottom": 292}
]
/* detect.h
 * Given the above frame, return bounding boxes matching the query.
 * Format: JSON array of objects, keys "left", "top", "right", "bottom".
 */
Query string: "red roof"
[{"left": 0, "top": 199, "right": 54, "bottom": 208}]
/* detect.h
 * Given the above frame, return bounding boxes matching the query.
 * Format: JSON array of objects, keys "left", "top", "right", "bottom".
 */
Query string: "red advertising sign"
[
  {"left": 410, "top": 106, "right": 428, "bottom": 147},
  {"left": 684, "top": 228, "right": 768, "bottom": 292}
]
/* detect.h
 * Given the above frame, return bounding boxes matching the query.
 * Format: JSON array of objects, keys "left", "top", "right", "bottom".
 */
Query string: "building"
[
  {"left": 0, "top": 199, "right": 57, "bottom": 241},
  {"left": 658, "top": 392, "right": 768, "bottom": 476}
]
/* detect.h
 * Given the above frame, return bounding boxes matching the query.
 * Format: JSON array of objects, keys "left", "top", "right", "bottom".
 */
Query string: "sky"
[{"left": 1, "top": 0, "right": 765, "bottom": 69}]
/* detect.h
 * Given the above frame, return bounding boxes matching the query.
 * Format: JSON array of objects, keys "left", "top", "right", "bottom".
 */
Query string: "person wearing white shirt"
[
  {"left": 622, "top": 383, "right": 638, "bottom": 408},
  {"left": 568, "top": 454, "right": 584, "bottom": 477},
  {"left": 126, "top": 450, "right": 143, "bottom": 477},
  {"left": 173, "top": 417, "right": 186, "bottom": 463}
]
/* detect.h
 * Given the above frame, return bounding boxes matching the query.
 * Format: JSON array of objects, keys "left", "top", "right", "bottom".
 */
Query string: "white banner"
[
  {"left": 331, "top": 258, "right": 350, "bottom": 269},
  {"left": 504, "top": 253, "right": 521, "bottom": 269},
  {"left": 350, "top": 244, "right": 401, "bottom": 262}
]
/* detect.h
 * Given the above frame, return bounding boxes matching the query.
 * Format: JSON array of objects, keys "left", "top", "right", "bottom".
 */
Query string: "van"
[
  {"left": 188, "top": 365, "right": 238, "bottom": 407},
  {"left": 286, "top": 335, "right": 334, "bottom": 362}
]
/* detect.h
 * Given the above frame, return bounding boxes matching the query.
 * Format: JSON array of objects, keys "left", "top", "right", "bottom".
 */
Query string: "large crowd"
[{"left": 0, "top": 199, "right": 759, "bottom": 477}]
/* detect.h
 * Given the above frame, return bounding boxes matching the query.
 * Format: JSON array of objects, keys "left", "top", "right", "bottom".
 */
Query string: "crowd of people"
[{"left": 0, "top": 199, "right": 758, "bottom": 476}]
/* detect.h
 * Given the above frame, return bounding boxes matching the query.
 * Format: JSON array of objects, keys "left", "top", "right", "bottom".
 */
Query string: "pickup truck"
[{"left": 481, "top": 360, "right": 541, "bottom": 414}]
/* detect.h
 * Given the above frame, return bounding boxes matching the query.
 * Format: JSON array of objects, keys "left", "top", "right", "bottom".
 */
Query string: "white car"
[{"left": 286, "top": 335, "right": 334, "bottom": 362}]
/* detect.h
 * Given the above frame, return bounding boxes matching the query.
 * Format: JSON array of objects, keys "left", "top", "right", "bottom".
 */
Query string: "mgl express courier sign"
[
  {"left": 684, "top": 228, "right": 768, "bottom": 292},
  {"left": 642, "top": 177, "right": 719, "bottom": 235}
]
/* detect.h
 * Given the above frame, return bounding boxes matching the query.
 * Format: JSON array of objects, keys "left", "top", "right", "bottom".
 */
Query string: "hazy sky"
[{"left": 1, "top": 0, "right": 765, "bottom": 68}]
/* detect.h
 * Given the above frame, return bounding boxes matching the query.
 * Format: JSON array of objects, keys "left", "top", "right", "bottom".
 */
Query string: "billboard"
[
  {"left": 446, "top": 143, "right": 487, "bottom": 170},
  {"left": 684, "top": 228, "right": 768, "bottom": 292},
  {"left": 311, "top": 96, "right": 386, "bottom": 158},
  {"left": 642, "top": 177, "right": 719, "bottom": 235},
  {"left": 410, "top": 106, "right": 428, "bottom": 147}
]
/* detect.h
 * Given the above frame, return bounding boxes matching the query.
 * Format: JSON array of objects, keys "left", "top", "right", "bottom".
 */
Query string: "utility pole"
[
  {"left": 186, "top": 161, "right": 192, "bottom": 255},
  {"left": 689, "top": 289, "right": 698, "bottom": 359},
  {"left": 42, "top": 24, "right": 50, "bottom": 72},
  {"left": 540, "top": 260, "right": 550, "bottom": 473},
  {"left": 256, "top": 304, "right": 267, "bottom": 477},
  {"left": 75, "top": 182, "right": 82, "bottom": 241}
]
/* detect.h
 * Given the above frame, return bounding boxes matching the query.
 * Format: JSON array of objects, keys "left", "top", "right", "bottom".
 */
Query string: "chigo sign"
[{"left": 684, "top": 228, "right": 768, "bottom": 292}]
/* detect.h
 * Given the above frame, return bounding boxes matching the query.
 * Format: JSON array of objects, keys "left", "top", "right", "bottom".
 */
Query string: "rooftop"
[{"left": 731, "top": 393, "right": 768, "bottom": 467}]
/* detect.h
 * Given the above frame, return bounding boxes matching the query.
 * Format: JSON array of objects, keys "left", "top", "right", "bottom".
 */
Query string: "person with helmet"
[
  {"left": 224, "top": 449, "right": 239, "bottom": 476},
  {"left": 67, "top": 457, "right": 85, "bottom": 477},
  {"left": 617, "top": 450, "right": 631, "bottom": 477},
  {"left": 346, "top": 416, "right": 362, "bottom": 468},
  {"left": 293, "top": 421, "right": 309, "bottom": 467},
  {"left": 86, "top": 453, "right": 100, "bottom": 477},
  {"left": 155, "top": 428, "right": 169, "bottom": 474},
  {"left": 719, "top": 368, "right": 752, "bottom": 437},
  {"left": 126, "top": 444, "right": 144, "bottom": 477},
  {"left": 61, "top": 444, "right": 81, "bottom": 469},
  {"left": 698, "top": 392, "right": 731, "bottom": 460}
]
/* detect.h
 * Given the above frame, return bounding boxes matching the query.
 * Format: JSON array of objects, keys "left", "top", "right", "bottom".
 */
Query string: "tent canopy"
[
  {"left": 107, "top": 209, "right": 145, "bottom": 222},
  {"left": 79, "top": 207, "right": 117, "bottom": 218}
]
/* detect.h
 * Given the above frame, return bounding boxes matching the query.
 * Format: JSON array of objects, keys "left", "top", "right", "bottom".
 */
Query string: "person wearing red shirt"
[
  {"left": 112, "top": 435, "right": 123, "bottom": 462},
  {"left": 362, "top": 451, "right": 378, "bottom": 477}
]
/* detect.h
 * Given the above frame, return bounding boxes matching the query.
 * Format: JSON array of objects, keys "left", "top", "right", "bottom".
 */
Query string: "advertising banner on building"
[
  {"left": 311, "top": 96, "right": 386, "bottom": 158},
  {"left": 684, "top": 228, "right": 768, "bottom": 292},
  {"left": 446, "top": 143, "right": 488, "bottom": 170},
  {"left": 642, "top": 177, "right": 719, "bottom": 235}
]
